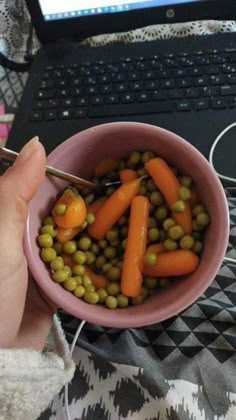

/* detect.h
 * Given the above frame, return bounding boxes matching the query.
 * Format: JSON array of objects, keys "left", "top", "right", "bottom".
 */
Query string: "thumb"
[{"left": 0, "top": 137, "right": 46, "bottom": 242}]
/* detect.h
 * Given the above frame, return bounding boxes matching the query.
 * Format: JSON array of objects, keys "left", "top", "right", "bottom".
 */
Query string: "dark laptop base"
[{"left": 7, "top": 32, "right": 236, "bottom": 166}]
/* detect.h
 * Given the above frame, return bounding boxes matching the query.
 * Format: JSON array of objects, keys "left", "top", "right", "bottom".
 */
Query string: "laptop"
[{"left": 6, "top": 0, "right": 236, "bottom": 162}]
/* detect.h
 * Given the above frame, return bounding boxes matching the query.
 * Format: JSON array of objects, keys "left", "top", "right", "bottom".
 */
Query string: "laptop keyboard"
[{"left": 31, "top": 47, "right": 236, "bottom": 122}]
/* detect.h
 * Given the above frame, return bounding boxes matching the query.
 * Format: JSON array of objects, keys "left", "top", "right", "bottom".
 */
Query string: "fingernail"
[{"left": 17, "top": 137, "right": 39, "bottom": 163}]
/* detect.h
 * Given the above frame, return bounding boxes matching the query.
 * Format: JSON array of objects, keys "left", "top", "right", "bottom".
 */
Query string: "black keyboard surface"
[{"left": 31, "top": 47, "right": 236, "bottom": 122}]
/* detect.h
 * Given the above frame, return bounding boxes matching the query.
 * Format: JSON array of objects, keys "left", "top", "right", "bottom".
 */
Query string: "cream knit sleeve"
[{"left": 0, "top": 315, "right": 75, "bottom": 420}]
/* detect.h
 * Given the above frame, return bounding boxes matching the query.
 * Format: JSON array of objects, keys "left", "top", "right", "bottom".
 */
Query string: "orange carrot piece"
[
  {"left": 120, "top": 169, "right": 138, "bottom": 184},
  {"left": 56, "top": 226, "right": 82, "bottom": 244},
  {"left": 189, "top": 187, "right": 200, "bottom": 209},
  {"left": 88, "top": 179, "right": 141, "bottom": 240},
  {"left": 145, "top": 158, "right": 192, "bottom": 234},
  {"left": 121, "top": 196, "right": 149, "bottom": 297},
  {"left": 88, "top": 196, "right": 107, "bottom": 214},
  {"left": 52, "top": 189, "right": 87, "bottom": 229},
  {"left": 143, "top": 250, "right": 199, "bottom": 277},
  {"left": 95, "top": 158, "right": 119, "bottom": 178},
  {"left": 84, "top": 266, "right": 108, "bottom": 289},
  {"left": 147, "top": 243, "right": 166, "bottom": 255}
]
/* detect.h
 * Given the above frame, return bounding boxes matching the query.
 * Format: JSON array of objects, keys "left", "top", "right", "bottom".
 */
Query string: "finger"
[{"left": 0, "top": 138, "right": 46, "bottom": 347}]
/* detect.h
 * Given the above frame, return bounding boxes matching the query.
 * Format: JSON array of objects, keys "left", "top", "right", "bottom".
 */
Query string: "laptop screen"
[{"left": 39, "top": 0, "right": 205, "bottom": 21}]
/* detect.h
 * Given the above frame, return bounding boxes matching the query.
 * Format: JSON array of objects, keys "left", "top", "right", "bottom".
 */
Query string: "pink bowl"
[{"left": 24, "top": 122, "right": 229, "bottom": 328}]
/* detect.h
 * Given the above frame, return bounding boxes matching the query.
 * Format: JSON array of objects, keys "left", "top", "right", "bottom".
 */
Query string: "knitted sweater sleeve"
[{"left": 0, "top": 315, "right": 75, "bottom": 420}]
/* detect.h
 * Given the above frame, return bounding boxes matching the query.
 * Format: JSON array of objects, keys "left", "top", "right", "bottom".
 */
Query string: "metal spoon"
[{"left": 0, "top": 146, "right": 121, "bottom": 190}]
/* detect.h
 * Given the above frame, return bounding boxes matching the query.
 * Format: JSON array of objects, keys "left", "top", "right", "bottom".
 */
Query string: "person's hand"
[{"left": 0, "top": 138, "right": 57, "bottom": 351}]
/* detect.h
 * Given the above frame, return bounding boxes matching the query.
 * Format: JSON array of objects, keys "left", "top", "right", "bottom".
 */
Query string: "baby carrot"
[
  {"left": 147, "top": 243, "right": 166, "bottom": 255},
  {"left": 88, "top": 196, "right": 107, "bottom": 214},
  {"left": 143, "top": 249, "right": 199, "bottom": 277},
  {"left": 145, "top": 158, "right": 192, "bottom": 234},
  {"left": 88, "top": 179, "right": 141, "bottom": 240},
  {"left": 56, "top": 226, "right": 82, "bottom": 243},
  {"left": 120, "top": 169, "right": 138, "bottom": 184},
  {"left": 84, "top": 266, "right": 108, "bottom": 289},
  {"left": 95, "top": 158, "right": 119, "bottom": 178},
  {"left": 52, "top": 189, "right": 87, "bottom": 229},
  {"left": 121, "top": 196, "right": 149, "bottom": 297}
]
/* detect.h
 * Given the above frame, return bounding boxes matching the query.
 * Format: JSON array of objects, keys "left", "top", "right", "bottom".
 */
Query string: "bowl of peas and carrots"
[{"left": 24, "top": 122, "right": 229, "bottom": 328}]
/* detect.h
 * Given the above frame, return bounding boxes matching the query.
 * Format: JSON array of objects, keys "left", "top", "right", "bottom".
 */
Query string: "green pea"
[
  {"left": 53, "top": 241, "right": 63, "bottom": 255},
  {"left": 143, "top": 253, "right": 158, "bottom": 266},
  {"left": 43, "top": 216, "right": 55, "bottom": 226},
  {"left": 102, "top": 262, "right": 112, "bottom": 273},
  {"left": 193, "top": 231, "right": 202, "bottom": 240},
  {"left": 41, "top": 248, "right": 57, "bottom": 263},
  {"left": 147, "top": 179, "right": 156, "bottom": 192},
  {"left": 131, "top": 295, "right": 144, "bottom": 305},
  {"left": 105, "top": 296, "right": 118, "bottom": 309},
  {"left": 110, "top": 239, "right": 120, "bottom": 247},
  {"left": 97, "top": 288, "right": 108, "bottom": 303},
  {"left": 180, "top": 176, "right": 192, "bottom": 188},
  {"left": 192, "top": 204, "right": 206, "bottom": 217},
  {"left": 63, "top": 241, "right": 77, "bottom": 254},
  {"left": 82, "top": 274, "right": 92, "bottom": 288},
  {"left": 159, "top": 277, "right": 171, "bottom": 288},
  {"left": 84, "top": 251, "right": 95, "bottom": 265},
  {"left": 64, "top": 278, "right": 77, "bottom": 291},
  {"left": 98, "top": 239, "right": 107, "bottom": 249},
  {"left": 154, "top": 206, "right": 168, "bottom": 221},
  {"left": 72, "top": 264, "right": 85, "bottom": 276},
  {"left": 104, "top": 246, "right": 117, "bottom": 259},
  {"left": 192, "top": 240, "right": 203, "bottom": 254},
  {"left": 73, "top": 275, "right": 82, "bottom": 285},
  {"left": 179, "top": 186, "right": 191, "bottom": 201},
  {"left": 50, "top": 256, "right": 64, "bottom": 271},
  {"left": 117, "top": 294, "right": 129, "bottom": 308},
  {"left": 168, "top": 225, "right": 184, "bottom": 240},
  {"left": 107, "top": 267, "right": 121, "bottom": 282},
  {"left": 141, "top": 151, "right": 155, "bottom": 164},
  {"left": 86, "top": 284, "right": 96, "bottom": 293},
  {"left": 74, "top": 285, "right": 86, "bottom": 298},
  {"left": 85, "top": 194, "right": 95, "bottom": 205},
  {"left": 121, "top": 226, "right": 128, "bottom": 237},
  {"left": 91, "top": 244, "right": 100, "bottom": 255},
  {"left": 38, "top": 233, "right": 53, "bottom": 248},
  {"left": 107, "top": 282, "right": 120, "bottom": 296},
  {"left": 53, "top": 269, "right": 69, "bottom": 283},
  {"left": 86, "top": 213, "right": 96, "bottom": 225},
  {"left": 137, "top": 168, "right": 146, "bottom": 177},
  {"left": 163, "top": 218, "right": 175, "bottom": 231},
  {"left": 148, "top": 228, "right": 159, "bottom": 242},
  {"left": 159, "top": 229, "right": 167, "bottom": 242},
  {"left": 171, "top": 200, "right": 186, "bottom": 213},
  {"left": 148, "top": 217, "right": 157, "bottom": 228},
  {"left": 54, "top": 203, "right": 67, "bottom": 216},
  {"left": 180, "top": 235, "right": 194, "bottom": 250},
  {"left": 40, "top": 225, "right": 57, "bottom": 237},
  {"left": 139, "top": 185, "right": 147, "bottom": 196},
  {"left": 106, "top": 187, "right": 115, "bottom": 197},
  {"left": 164, "top": 239, "right": 178, "bottom": 251},
  {"left": 192, "top": 220, "right": 205, "bottom": 231},
  {"left": 78, "top": 237, "right": 92, "bottom": 251},
  {"left": 106, "top": 230, "right": 119, "bottom": 241},
  {"left": 129, "top": 151, "right": 141, "bottom": 166},
  {"left": 84, "top": 291, "right": 99, "bottom": 305},
  {"left": 144, "top": 277, "right": 158, "bottom": 289},
  {"left": 150, "top": 191, "right": 164, "bottom": 206},
  {"left": 140, "top": 286, "right": 149, "bottom": 299},
  {"left": 196, "top": 213, "right": 210, "bottom": 227},
  {"left": 72, "top": 250, "right": 87, "bottom": 265},
  {"left": 64, "top": 265, "right": 72, "bottom": 278},
  {"left": 96, "top": 255, "right": 107, "bottom": 269}
]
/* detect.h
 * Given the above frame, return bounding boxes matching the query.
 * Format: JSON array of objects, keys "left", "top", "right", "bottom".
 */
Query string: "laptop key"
[
  {"left": 40, "top": 80, "right": 55, "bottom": 89},
  {"left": 128, "top": 72, "right": 141, "bottom": 81},
  {"left": 45, "top": 110, "right": 57, "bottom": 120},
  {"left": 209, "top": 75, "right": 226, "bottom": 85},
  {"left": 33, "top": 101, "right": 45, "bottom": 110},
  {"left": 136, "top": 92, "right": 150, "bottom": 102},
  {"left": 90, "top": 96, "right": 104, "bottom": 105},
  {"left": 194, "top": 99, "right": 209, "bottom": 110},
  {"left": 76, "top": 97, "right": 88, "bottom": 106},
  {"left": 176, "top": 101, "right": 192, "bottom": 111},
  {"left": 121, "top": 93, "right": 134, "bottom": 103},
  {"left": 227, "top": 74, "right": 236, "bottom": 84},
  {"left": 61, "top": 98, "right": 74, "bottom": 107},
  {"left": 211, "top": 98, "right": 227, "bottom": 109},
  {"left": 220, "top": 85, "right": 236, "bottom": 96},
  {"left": 186, "top": 87, "right": 200, "bottom": 98},
  {"left": 98, "top": 75, "right": 111, "bottom": 84},
  {"left": 152, "top": 90, "right": 165, "bottom": 101},
  {"left": 73, "top": 108, "right": 87, "bottom": 118},
  {"left": 229, "top": 98, "right": 236, "bottom": 108},
  {"left": 59, "top": 109, "right": 73, "bottom": 119},
  {"left": 57, "top": 89, "right": 70, "bottom": 98},
  {"left": 145, "top": 80, "right": 159, "bottom": 90},
  {"left": 86, "top": 86, "right": 98, "bottom": 95},
  {"left": 105, "top": 94, "right": 119, "bottom": 104},
  {"left": 112, "top": 73, "right": 125, "bottom": 82},
  {"left": 194, "top": 76, "right": 208, "bottom": 86},
  {"left": 168, "top": 89, "right": 184, "bottom": 99},
  {"left": 206, "top": 65, "right": 220, "bottom": 75},
  {"left": 162, "top": 79, "right": 175, "bottom": 89},
  {"left": 129, "top": 81, "right": 143, "bottom": 91},
  {"left": 229, "top": 53, "right": 236, "bottom": 63},
  {"left": 30, "top": 110, "right": 44, "bottom": 121},
  {"left": 178, "top": 78, "right": 191, "bottom": 88},
  {"left": 44, "top": 99, "right": 59, "bottom": 109},
  {"left": 36, "top": 89, "right": 56, "bottom": 99},
  {"left": 88, "top": 101, "right": 173, "bottom": 117},
  {"left": 114, "top": 83, "right": 128, "bottom": 92}
]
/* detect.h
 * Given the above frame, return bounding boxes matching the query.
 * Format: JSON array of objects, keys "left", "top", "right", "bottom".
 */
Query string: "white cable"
[
  {"left": 209, "top": 122, "right": 236, "bottom": 184},
  {"left": 65, "top": 319, "right": 86, "bottom": 420}
]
